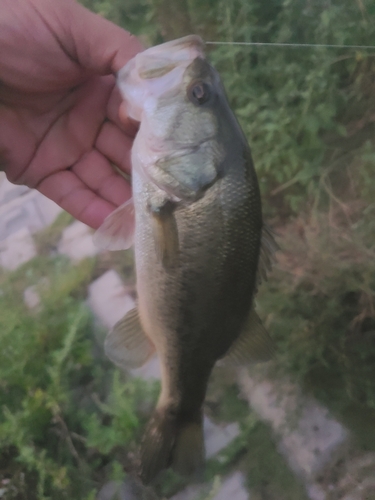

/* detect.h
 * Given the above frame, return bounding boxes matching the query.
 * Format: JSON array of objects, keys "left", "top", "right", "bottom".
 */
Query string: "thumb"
[{"left": 61, "top": 0, "right": 144, "bottom": 74}]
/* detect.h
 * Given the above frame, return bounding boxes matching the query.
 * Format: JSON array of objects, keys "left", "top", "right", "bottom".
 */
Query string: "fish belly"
[{"left": 133, "top": 168, "right": 261, "bottom": 411}]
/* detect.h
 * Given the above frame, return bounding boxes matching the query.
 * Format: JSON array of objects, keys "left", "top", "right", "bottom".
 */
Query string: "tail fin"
[{"left": 139, "top": 408, "right": 204, "bottom": 484}]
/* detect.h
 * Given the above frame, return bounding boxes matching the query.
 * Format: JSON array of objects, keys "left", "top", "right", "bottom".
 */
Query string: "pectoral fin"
[
  {"left": 148, "top": 197, "right": 179, "bottom": 269},
  {"left": 93, "top": 198, "right": 135, "bottom": 251},
  {"left": 105, "top": 307, "right": 155, "bottom": 369},
  {"left": 220, "top": 309, "right": 275, "bottom": 366}
]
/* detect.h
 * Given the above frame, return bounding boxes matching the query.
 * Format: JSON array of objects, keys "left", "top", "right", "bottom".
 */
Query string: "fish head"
[
  {"left": 117, "top": 36, "right": 233, "bottom": 201},
  {"left": 117, "top": 35, "right": 224, "bottom": 150}
]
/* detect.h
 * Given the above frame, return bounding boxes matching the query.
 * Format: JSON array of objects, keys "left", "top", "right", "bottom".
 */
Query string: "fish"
[{"left": 94, "top": 35, "right": 277, "bottom": 484}]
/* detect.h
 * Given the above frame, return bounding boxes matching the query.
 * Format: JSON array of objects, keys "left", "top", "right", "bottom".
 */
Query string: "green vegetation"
[
  {"left": 205, "top": 371, "right": 309, "bottom": 500},
  {"left": 0, "top": 250, "right": 159, "bottom": 499},
  {"left": 33, "top": 212, "right": 74, "bottom": 256},
  {"left": 205, "top": 409, "right": 309, "bottom": 499},
  {"left": 83, "top": 0, "right": 375, "bottom": 214},
  {"left": 2, "top": 0, "right": 375, "bottom": 498},
  {"left": 259, "top": 209, "right": 375, "bottom": 450}
]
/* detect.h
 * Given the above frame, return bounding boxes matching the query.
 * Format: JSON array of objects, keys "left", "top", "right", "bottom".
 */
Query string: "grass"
[
  {"left": 257, "top": 207, "right": 375, "bottom": 453},
  {"left": 204, "top": 369, "right": 309, "bottom": 500},
  {"left": 33, "top": 212, "right": 73, "bottom": 256},
  {"left": 0, "top": 214, "right": 160, "bottom": 499}
]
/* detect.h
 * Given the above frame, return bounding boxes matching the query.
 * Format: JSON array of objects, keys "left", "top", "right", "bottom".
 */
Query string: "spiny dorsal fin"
[
  {"left": 93, "top": 198, "right": 135, "bottom": 251},
  {"left": 220, "top": 308, "right": 275, "bottom": 366},
  {"left": 256, "top": 224, "right": 279, "bottom": 286},
  {"left": 105, "top": 307, "right": 155, "bottom": 370}
]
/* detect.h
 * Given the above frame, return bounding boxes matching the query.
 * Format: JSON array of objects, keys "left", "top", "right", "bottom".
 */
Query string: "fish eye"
[{"left": 188, "top": 81, "right": 211, "bottom": 105}]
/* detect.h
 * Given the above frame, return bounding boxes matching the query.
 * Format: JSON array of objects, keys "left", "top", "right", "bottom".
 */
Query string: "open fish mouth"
[
  {"left": 118, "top": 35, "right": 205, "bottom": 82},
  {"left": 137, "top": 35, "right": 205, "bottom": 79}
]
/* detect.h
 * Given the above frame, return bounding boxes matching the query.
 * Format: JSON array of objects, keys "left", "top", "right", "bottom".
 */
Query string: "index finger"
[{"left": 38, "top": 168, "right": 126, "bottom": 229}]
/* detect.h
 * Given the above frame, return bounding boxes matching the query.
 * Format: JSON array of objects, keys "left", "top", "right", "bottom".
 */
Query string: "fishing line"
[{"left": 205, "top": 41, "right": 375, "bottom": 50}]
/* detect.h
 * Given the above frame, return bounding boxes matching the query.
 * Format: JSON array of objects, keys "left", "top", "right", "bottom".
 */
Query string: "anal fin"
[
  {"left": 220, "top": 308, "right": 275, "bottom": 366},
  {"left": 105, "top": 307, "right": 155, "bottom": 370}
]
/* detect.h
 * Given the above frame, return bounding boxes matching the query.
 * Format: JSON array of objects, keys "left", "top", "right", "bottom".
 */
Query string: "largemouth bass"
[{"left": 95, "top": 35, "right": 277, "bottom": 484}]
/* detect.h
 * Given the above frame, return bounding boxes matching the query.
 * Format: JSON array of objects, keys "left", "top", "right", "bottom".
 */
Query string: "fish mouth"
[
  {"left": 143, "top": 35, "right": 205, "bottom": 56},
  {"left": 138, "top": 63, "right": 178, "bottom": 80},
  {"left": 133, "top": 35, "right": 206, "bottom": 80}
]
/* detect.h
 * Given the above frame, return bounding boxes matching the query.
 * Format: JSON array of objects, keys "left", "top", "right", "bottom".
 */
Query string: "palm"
[
  {"left": 3, "top": 76, "right": 134, "bottom": 229},
  {"left": 0, "top": 0, "right": 143, "bottom": 228}
]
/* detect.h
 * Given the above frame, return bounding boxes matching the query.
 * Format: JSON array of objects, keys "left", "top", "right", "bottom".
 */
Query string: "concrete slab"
[
  {"left": 335, "top": 452, "right": 375, "bottom": 500},
  {"left": 171, "top": 484, "right": 206, "bottom": 500},
  {"left": 238, "top": 368, "right": 349, "bottom": 482},
  {"left": 33, "top": 192, "right": 64, "bottom": 227},
  {"left": 0, "top": 176, "right": 63, "bottom": 241},
  {"left": 204, "top": 417, "right": 240, "bottom": 459},
  {"left": 171, "top": 473, "right": 249, "bottom": 500},
  {"left": 0, "top": 227, "right": 36, "bottom": 270},
  {"left": 88, "top": 270, "right": 135, "bottom": 330},
  {"left": 0, "top": 192, "right": 45, "bottom": 240},
  {"left": 212, "top": 472, "right": 249, "bottom": 500},
  {"left": 130, "top": 355, "right": 161, "bottom": 380},
  {"left": 306, "top": 483, "right": 327, "bottom": 500},
  {"left": 23, "top": 278, "right": 50, "bottom": 310},
  {"left": 0, "top": 173, "right": 29, "bottom": 205},
  {"left": 23, "top": 285, "right": 41, "bottom": 310},
  {"left": 97, "top": 479, "right": 158, "bottom": 500},
  {"left": 58, "top": 220, "right": 97, "bottom": 262}
]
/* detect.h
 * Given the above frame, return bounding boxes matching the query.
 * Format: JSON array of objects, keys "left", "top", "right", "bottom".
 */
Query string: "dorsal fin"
[{"left": 256, "top": 224, "right": 279, "bottom": 286}]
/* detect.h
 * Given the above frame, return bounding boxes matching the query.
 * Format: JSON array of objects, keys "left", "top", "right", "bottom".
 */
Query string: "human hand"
[{"left": 0, "top": 0, "right": 143, "bottom": 229}]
